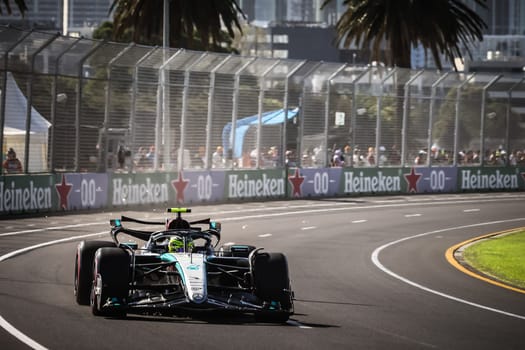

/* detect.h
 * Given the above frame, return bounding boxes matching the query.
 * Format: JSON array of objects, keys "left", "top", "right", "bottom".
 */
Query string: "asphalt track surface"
[{"left": 1, "top": 193, "right": 524, "bottom": 350}]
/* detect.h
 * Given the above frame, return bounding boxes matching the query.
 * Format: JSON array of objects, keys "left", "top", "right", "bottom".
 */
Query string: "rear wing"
[{"left": 109, "top": 207, "right": 221, "bottom": 245}]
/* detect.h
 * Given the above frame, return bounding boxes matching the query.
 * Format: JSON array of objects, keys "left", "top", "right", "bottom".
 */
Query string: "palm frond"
[
  {"left": 325, "top": 0, "right": 487, "bottom": 69},
  {"left": 0, "top": 0, "right": 27, "bottom": 16}
]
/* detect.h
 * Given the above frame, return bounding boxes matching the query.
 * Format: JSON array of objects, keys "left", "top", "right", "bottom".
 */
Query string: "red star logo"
[
  {"left": 55, "top": 174, "right": 72, "bottom": 210},
  {"left": 404, "top": 167, "right": 422, "bottom": 193},
  {"left": 171, "top": 171, "right": 189, "bottom": 204},
  {"left": 288, "top": 168, "right": 305, "bottom": 197}
]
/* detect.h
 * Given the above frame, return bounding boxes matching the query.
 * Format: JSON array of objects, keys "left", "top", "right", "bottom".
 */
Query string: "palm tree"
[
  {"left": 322, "top": 0, "right": 487, "bottom": 69},
  {"left": 0, "top": 0, "right": 27, "bottom": 16},
  {"left": 110, "top": 0, "right": 245, "bottom": 51}
]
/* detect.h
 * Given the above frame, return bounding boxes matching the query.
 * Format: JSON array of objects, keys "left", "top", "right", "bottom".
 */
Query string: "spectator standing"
[
  {"left": 146, "top": 145, "right": 156, "bottom": 167},
  {"left": 343, "top": 145, "right": 352, "bottom": 166},
  {"left": 117, "top": 145, "right": 127, "bottom": 169},
  {"left": 3, "top": 148, "right": 23, "bottom": 174},
  {"left": 285, "top": 150, "right": 296, "bottom": 167},
  {"left": 134, "top": 147, "right": 148, "bottom": 170},
  {"left": 378, "top": 146, "right": 388, "bottom": 166},
  {"left": 332, "top": 149, "right": 344, "bottom": 167},
  {"left": 366, "top": 146, "right": 376, "bottom": 166},
  {"left": 212, "top": 146, "right": 225, "bottom": 168},
  {"left": 267, "top": 146, "right": 279, "bottom": 167}
]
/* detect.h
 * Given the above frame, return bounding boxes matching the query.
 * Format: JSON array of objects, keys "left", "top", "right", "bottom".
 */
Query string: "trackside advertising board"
[
  {"left": 0, "top": 173, "right": 108, "bottom": 215},
  {"left": 1, "top": 167, "right": 524, "bottom": 216},
  {"left": 0, "top": 175, "right": 54, "bottom": 214},
  {"left": 458, "top": 167, "right": 525, "bottom": 192},
  {"left": 224, "top": 169, "right": 287, "bottom": 201},
  {"left": 109, "top": 171, "right": 227, "bottom": 206}
]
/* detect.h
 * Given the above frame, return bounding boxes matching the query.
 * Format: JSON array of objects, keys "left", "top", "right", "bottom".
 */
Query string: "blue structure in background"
[{"left": 222, "top": 108, "right": 299, "bottom": 158}]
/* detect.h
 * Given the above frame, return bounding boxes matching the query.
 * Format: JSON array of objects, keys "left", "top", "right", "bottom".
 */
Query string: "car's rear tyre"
[
  {"left": 251, "top": 252, "right": 293, "bottom": 323},
  {"left": 74, "top": 240, "right": 116, "bottom": 305},
  {"left": 90, "top": 247, "right": 129, "bottom": 317}
]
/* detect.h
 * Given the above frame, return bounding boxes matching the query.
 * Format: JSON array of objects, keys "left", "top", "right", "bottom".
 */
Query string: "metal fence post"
[
  {"left": 158, "top": 49, "right": 182, "bottom": 170},
  {"left": 297, "top": 62, "right": 321, "bottom": 168},
  {"left": 130, "top": 47, "right": 158, "bottom": 172},
  {"left": 205, "top": 55, "right": 231, "bottom": 169},
  {"left": 179, "top": 52, "right": 208, "bottom": 171},
  {"left": 506, "top": 78, "right": 524, "bottom": 163},
  {"left": 401, "top": 70, "right": 424, "bottom": 168},
  {"left": 453, "top": 73, "right": 476, "bottom": 166},
  {"left": 480, "top": 75, "right": 502, "bottom": 166},
  {"left": 0, "top": 30, "right": 32, "bottom": 174},
  {"left": 350, "top": 68, "right": 370, "bottom": 167},
  {"left": 75, "top": 40, "right": 104, "bottom": 172},
  {"left": 282, "top": 61, "right": 306, "bottom": 167},
  {"left": 256, "top": 60, "right": 280, "bottom": 169},
  {"left": 24, "top": 32, "right": 60, "bottom": 173},
  {"left": 230, "top": 58, "right": 256, "bottom": 169},
  {"left": 375, "top": 68, "right": 396, "bottom": 168},
  {"left": 324, "top": 64, "right": 347, "bottom": 167},
  {"left": 50, "top": 37, "right": 81, "bottom": 172},
  {"left": 427, "top": 72, "right": 450, "bottom": 167}
]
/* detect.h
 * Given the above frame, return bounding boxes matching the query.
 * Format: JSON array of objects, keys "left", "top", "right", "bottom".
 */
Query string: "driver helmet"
[{"left": 168, "top": 237, "right": 193, "bottom": 253}]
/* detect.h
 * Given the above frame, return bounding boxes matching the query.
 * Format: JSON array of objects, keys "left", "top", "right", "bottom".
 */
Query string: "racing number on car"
[
  {"left": 197, "top": 175, "right": 213, "bottom": 201},
  {"left": 313, "top": 172, "right": 329, "bottom": 195},
  {"left": 80, "top": 179, "right": 97, "bottom": 207},
  {"left": 429, "top": 170, "right": 446, "bottom": 191}
]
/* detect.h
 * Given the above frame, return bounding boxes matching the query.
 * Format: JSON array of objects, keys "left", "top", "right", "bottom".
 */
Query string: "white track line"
[
  {"left": 0, "top": 232, "right": 106, "bottom": 263},
  {"left": 0, "top": 222, "right": 105, "bottom": 237},
  {"left": 0, "top": 315, "right": 48, "bottom": 350},
  {"left": 0, "top": 231, "right": 105, "bottom": 349},
  {"left": 371, "top": 218, "right": 525, "bottom": 321}
]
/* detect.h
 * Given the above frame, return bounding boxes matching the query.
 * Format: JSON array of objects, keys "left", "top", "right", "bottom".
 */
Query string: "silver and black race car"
[{"left": 74, "top": 208, "right": 293, "bottom": 323}]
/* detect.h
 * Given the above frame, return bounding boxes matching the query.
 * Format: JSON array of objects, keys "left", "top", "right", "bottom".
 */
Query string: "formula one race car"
[{"left": 74, "top": 208, "right": 293, "bottom": 323}]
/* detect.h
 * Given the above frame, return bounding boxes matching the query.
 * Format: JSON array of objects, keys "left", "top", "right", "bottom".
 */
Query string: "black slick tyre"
[
  {"left": 252, "top": 252, "right": 293, "bottom": 323},
  {"left": 74, "top": 240, "right": 115, "bottom": 305},
  {"left": 90, "top": 247, "right": 130, "bottom": 317}
]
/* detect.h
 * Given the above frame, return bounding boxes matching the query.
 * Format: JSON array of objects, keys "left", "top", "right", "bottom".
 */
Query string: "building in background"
[
  {"left": 1, "top": 0, "right": 523, "bottom": 73},
  {"left": 411, "top": 0, "right": 525, "bottom": 73},
  {"left": 237, "top": 0, "right": 347, "bottom": 62},
  {"left": 463, "top": 0, "right": 525, "bottom": 73},
  {"left": 0, "top": 0, "right": 111, "bottom": 37}
]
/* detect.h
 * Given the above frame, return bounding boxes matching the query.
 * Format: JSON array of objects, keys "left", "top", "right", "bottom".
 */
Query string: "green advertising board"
[
  {"left": 225, "top": 169, "right": 287, "bottom": 200},
  {"left": 458, "top": 167, "right": 525, "bottom": 192}
]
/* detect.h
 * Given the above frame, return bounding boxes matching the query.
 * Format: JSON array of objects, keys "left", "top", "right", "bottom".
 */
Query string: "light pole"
[
  {"left": 62, "top": 0, "right": 68, "bottom": 35},
  {"left": 163, "top": 0, "right": 170, "bottom": 48}
]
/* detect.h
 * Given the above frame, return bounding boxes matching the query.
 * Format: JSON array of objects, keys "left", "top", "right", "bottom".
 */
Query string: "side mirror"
[
  {"left": 110, "top": 219, "right": 122, "bottom": 227},
  {"left": 210, "top": 221, "right": 221, "bottom": 232}
]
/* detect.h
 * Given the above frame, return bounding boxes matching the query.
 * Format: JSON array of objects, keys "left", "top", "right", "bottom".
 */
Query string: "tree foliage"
[
  {"left": 322, "top": 0, "right": 487, "bottom": 69},
  {"left": 93, "top": 21, "right": 114, "bottom": 41},
  {"left": 0, "top": 0, "right": 26, "bottom": 16},
  {"left": 109, "top": 0, "right": 245, "bottom": 52}
]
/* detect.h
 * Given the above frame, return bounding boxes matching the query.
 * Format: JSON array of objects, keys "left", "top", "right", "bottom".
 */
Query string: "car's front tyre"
[
  {"left": 74, "top": 240, "right": 116, "bottom": 305},
  {"left": 251, "top": 252, "right": 293, "bottom": 323},
  {"left": 90, "top": 247, "right": 130, "bottom": 317}
]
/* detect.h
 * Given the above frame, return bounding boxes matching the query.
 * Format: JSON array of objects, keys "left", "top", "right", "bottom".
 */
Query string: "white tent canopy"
[{"left": 2, "top": 72, "right": 51, "bottom": 172}]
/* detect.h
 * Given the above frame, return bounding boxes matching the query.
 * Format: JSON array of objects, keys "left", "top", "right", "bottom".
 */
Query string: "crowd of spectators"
[
  {"left": 325, "top": 145, "right": 525, "bottom": 167},
  {"left": 110, "top": 143, "right": 525, "bottom": 173}
]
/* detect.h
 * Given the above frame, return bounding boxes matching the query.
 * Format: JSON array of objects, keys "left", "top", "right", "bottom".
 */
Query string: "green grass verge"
[{"left": 462, "top": 230, "right": 525, "bottom": 289}]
